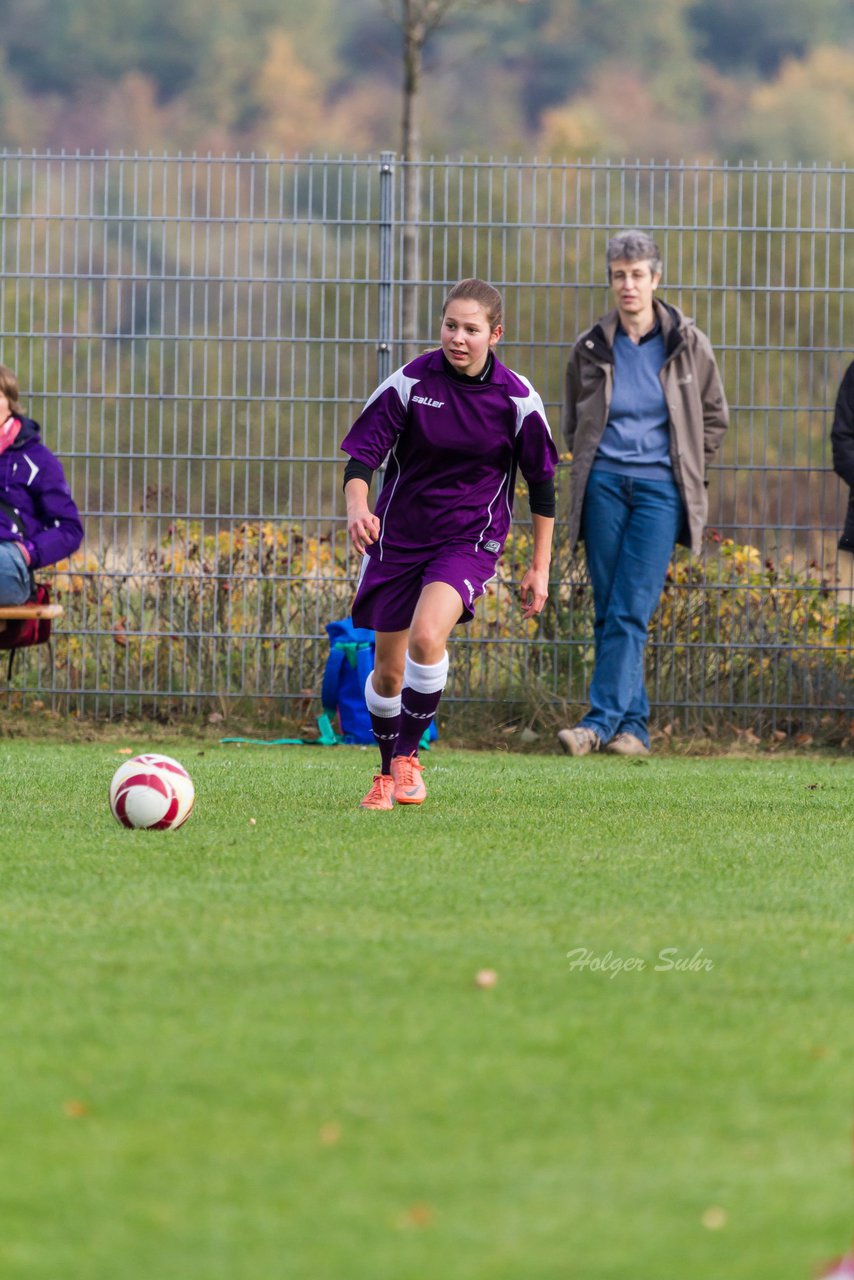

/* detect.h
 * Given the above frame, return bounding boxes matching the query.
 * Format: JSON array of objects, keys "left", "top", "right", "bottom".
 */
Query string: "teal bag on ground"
[{"left": 320, "top": 618, "right": 438, "bottom": 749}]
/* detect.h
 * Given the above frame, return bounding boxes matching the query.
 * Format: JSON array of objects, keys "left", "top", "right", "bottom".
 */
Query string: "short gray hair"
[{"left": 606, "top": 230, "right": 662, "bottom": 281}]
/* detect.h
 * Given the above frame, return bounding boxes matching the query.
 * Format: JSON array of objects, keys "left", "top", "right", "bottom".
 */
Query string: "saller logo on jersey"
[
  {"left": 412, "top": 395, "right": 444, "bottom": 408},
  {"left": 484, "top": 539, "right": 500, "bottom": 553}
]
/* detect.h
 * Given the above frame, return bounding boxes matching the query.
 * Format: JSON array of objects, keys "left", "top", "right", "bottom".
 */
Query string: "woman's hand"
[
  {"left": 519, "top": 564, "right": 549, "bottom": 619},
  {"left": 344, "top": 478, "right": 380, "bottom": 554},
  {"left": 348, "top": 507, "right": 380, "bottom": 554}
]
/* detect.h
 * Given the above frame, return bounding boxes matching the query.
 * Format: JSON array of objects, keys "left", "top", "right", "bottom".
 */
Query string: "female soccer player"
[{"left": 341, "top": 277, "right": 558, "bottom": 809}]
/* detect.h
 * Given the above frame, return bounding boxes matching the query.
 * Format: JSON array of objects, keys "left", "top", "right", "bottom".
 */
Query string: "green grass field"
[{"left": 2, "top": 739, "right": 853, "bottom": 1279}]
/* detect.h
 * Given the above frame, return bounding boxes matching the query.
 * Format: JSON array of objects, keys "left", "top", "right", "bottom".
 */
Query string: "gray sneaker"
[
  {"left": 557, "top": 726, "right": 600, "bottom": 757},
  {"left": 605, "top": 732, "right": 650, "bottom": 756}
]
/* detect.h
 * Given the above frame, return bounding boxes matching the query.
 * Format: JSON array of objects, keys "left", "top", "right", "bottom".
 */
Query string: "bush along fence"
[{"left": 7, "top": 522, "right": 853, "bottom": 742}]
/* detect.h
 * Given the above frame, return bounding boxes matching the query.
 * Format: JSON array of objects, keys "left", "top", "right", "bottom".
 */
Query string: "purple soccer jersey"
[{"left": 341, "top": 349, "right": 558, "bottom": 563}]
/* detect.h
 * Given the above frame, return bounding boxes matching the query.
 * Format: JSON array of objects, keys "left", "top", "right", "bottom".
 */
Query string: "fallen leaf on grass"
[
  {"left": 115, "top": 748, "right": 133, "bottom": 755},
  {"left": 396, "top": 1203, "right": 435, "bottom": 1230},
  {"left": 319, "top": 1122, "right": 341, "bottom": 1146},
  {"left": 63, "top": 1099, "right": 89, "bottom": 1118}
]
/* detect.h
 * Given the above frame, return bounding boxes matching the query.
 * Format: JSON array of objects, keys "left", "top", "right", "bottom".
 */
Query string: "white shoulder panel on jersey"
[
  {"left": 362, "top": 367, "right": 420, "bottom": 414},
  {"left": 508, "top": 372, "right": 553, "bottom": 438}
]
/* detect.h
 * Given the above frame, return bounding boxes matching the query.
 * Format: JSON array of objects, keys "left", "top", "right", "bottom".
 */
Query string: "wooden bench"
[{"left": 0, "top": 603, "right": 63, "bottom": 634}]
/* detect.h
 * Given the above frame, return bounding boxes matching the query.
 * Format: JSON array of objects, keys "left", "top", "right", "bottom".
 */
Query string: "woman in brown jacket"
[{"left": 558, "top": 230, "right": 728, "bottom": 757}]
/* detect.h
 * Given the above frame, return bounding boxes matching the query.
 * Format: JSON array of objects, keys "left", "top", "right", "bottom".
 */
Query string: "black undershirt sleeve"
[
  {"left": 528, "top": 477, "right": 556, "bottom": 518},
  {"left": 343, "top": 457, "right": 374, "bottom": 490}
]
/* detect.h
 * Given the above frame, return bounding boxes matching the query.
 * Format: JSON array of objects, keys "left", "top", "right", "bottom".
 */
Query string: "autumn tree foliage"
[{"left": 0, "top": 0, "right": 850, "bottom": 162}]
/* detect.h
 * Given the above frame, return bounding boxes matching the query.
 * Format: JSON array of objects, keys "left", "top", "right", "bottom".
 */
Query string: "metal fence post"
[{"left": 375, "top": 151, "right": 396, "bottom": 496}]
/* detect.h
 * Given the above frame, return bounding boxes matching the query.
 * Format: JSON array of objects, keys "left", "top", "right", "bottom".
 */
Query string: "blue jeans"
[
  {"left": 0, "top": 540, "right": 32, "bottom": 606},
  {"left": 579, "top": 470, "right": 685, "bottom": 748}
]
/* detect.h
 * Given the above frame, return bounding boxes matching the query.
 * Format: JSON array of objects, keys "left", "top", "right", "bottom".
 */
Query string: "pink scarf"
[{"left": 0, "top": 416, "right": 21, "bottom": 456}]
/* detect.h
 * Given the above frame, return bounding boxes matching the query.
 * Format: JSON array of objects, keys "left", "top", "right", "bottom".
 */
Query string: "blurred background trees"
[{"left": 0, "top": 0, "right": 851, "bottom": 162}]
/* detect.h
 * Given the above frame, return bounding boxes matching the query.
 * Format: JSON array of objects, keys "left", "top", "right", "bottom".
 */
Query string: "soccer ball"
[{"left": 109, "top": 753, "right": 195, "bottom": 830}]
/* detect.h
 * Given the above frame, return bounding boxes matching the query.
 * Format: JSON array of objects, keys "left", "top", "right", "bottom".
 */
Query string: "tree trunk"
[{"left": 400, "top": 1, "right": 423, "bottom": 356}]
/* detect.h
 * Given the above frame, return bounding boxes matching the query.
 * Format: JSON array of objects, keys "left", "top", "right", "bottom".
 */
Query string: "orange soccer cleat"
[
  {"left": 360, "top": 773, "right": 395, "bottom": 811},
  {"left": 390, "top": 753, "right": 427, "bottom": 805}
]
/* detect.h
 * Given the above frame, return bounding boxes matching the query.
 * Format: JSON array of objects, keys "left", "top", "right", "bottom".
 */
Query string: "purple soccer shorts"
[{"left": 351, "top": 544, "right": 499, "bottom": 632}]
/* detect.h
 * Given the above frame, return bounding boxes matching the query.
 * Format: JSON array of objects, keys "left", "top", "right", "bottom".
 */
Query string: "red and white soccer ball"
[{"left": 109, "top": 753, "right": 195, "bottom": 830}]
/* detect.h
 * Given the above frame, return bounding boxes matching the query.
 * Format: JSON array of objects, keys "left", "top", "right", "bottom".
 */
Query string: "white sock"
[
  {"left": 364, "top": 672, "right": 401, "bottom": 717},
  {"left": 402, "top": 650, "right": 449, "bottom": 694}
]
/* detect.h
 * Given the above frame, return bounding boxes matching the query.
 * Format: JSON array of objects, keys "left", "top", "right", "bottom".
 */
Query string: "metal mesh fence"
[{"left": 2, "top": 151, "right": 852, "bottom": 730}]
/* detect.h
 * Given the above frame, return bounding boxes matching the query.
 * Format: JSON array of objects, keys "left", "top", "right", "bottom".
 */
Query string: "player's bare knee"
[{"left": 407, "top": 629, "right": 446, "bottom": 665}]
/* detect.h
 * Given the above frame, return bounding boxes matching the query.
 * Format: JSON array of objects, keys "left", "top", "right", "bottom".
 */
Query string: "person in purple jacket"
[
  {"left": 341, "top": 278, "right": 558, "bottom": 810},
  {"left": 0, "top": 364, "right": 83, "bottom": 606}
]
